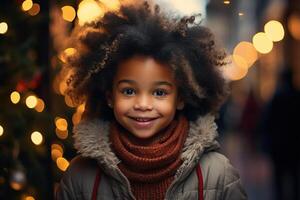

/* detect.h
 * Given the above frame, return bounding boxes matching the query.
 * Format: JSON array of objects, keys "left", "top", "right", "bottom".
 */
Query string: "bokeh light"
[
  {"left": 223, "top": 55, "right": 248, "bottom": 81},
  {"left": 264, "top": 20, "right": 285, "bottom": 42},
  {"left": 0, "top": 22, "right": 8, "bottom": 34},
  {"left": 31, "top": 131, "right": 43, "bottom": 145},
  {"left": 28, "top": 3, "right": 40, "bottom": 16},
  {"left": 288, "top": 13, "right": 300, "bottom": 40},
  {"left": 252, "top": 32, "right": 273, "bottom": 54},
  {"left": 233, "top": 41, "right": 258, "bottom": 67},
  {"left": 77, "top": 0, "right": 104, "bottom": 26},
  {"left": 25, "top": 95, "right": 38, "bottom": 108},
  {"left": 62, "top": 6, "right": 76, "bottom": 22},
  {"left": 22, "top": 0, "right": 33, "bottom": 11},
  {"left": 55, "top": 128, "right": 68, "bottom": 140},
  {"left": 34, "top": 98, "right": 45, "bottom": 112},
  {"left": 24, "top": 196, "right": 35, "bottom": 200},
  {"left": 10, "top": 91, "right": 21, "bottom": 104},
  {"left": 56, "top": 157, "right": 70, "bottom": 171},
  {"left": 51, "top": 144, "right": 64, "bottom": 161},
  {"left": 100, "top": 0, "right": 121, "bottom": 11},
  {"left": 223, "top": 1, "right": 230, "bottom": 5},
  {"left": 55, "top": 118, "right": 68, "bottom": 131},
  {"left": 0, "top": 125, "right": 4, "bottom": 136}
]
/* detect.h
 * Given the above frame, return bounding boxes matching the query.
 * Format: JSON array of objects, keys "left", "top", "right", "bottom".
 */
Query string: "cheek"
[
  {"left": 113, "top": 98, "right": 132, "bottom": 114},
  {"left": 155, "top": 99, "right": 177, "bottom": 115}
]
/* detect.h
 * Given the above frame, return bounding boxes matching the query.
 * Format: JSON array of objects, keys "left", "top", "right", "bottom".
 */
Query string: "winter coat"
[{"left": 56, "top": 114, "right": 247, "bottom": 200}]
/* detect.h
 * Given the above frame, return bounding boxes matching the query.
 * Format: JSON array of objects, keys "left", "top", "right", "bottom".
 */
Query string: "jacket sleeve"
[
  {"left": 55, "top": 159, "right": 80, "bottom": 200},
  {"left": 222, "top": 159, "right": 248, "bottom": 200},
  {"left": 55, "top": 156, "right": 96, "bottom": 200}
]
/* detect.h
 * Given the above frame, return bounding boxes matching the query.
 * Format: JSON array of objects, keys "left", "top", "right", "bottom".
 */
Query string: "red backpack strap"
[
  {"left": 92, "top": 168, "right": 101, "bottom": 200},
  {"left": 196, "top": 164, "right": 204, "bottom": 200}
]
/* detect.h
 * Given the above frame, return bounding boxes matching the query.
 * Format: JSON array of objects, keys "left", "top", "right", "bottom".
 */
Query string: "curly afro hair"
[{"left": 63, "top": 1, "right": 229, "bottom": 121}]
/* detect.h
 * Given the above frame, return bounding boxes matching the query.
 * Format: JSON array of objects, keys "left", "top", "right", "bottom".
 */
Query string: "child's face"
[{"left": 107, "top": 55, "right": 184, "bottom": 139}]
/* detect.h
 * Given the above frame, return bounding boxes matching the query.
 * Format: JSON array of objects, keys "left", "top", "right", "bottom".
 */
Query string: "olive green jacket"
[{"left": 56, "top": 114, "right": 247, "bottom": 200}]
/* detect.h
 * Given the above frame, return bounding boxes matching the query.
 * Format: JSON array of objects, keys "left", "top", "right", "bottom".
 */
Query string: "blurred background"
[{"left": 0, "top": 0, "right": 299, "bottom": 199}]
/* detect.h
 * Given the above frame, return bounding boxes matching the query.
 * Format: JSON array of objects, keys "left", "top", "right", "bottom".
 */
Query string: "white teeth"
[{"left": 134, "top": 118, "right": 152, "bottom": 122}]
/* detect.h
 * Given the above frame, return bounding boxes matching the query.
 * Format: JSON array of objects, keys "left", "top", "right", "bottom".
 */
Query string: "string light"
[
  {"left": 0, "top": 22, "right": 8, "bottom": 34},
  {"left": 25, "top": 95, "right": 38, "bottom": 108},
  {"left": 56, "top": 157, "right": 70, "bottom": 171},
  {"left": 55, "top": 128, "right": 68, "bottom": 140},
  {"left": 0, "top": 125, "right": 4, "bottom": 136},
  {"left": 238, "top": 12, "right": 244, "bottom": 16},
  {"left": 61, "top": 6, "right": 76, "bottom": 22},
  {"left": 10, "top": 91, "right": 21, "bottom": 104},
  {"left": 31, "top": 131, "right": 43, "bottom": 145},
  {"left": 55, "top": 118, "right": 68, "bottom": 131},
  {"left": 51, "top": 143, "right": 64, "bottom": 161},
  {"left": 28, "top": 3, "right": 40, "bottom": 16},
  {"left": 264, "top": 20, "right": 284, "bottom": 42},
  {"left": 252, "top": 32, "right": 273, "bottom": 54},
  {"left": 77, "top": 0, "right": 104, "bottom": 26},
  {"left": 223, "top": 1, "right": 230, "bottom": 5},
  {"left": 22, "top": 0, "right": 33, "bottom": 11}
]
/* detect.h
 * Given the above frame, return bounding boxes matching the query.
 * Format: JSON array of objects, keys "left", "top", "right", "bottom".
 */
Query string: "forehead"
[{"left": 114, "top": 55, "right": 175, "bottom": 84}]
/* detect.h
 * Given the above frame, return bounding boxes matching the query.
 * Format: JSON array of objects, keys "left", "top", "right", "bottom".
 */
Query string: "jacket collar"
[{"left": 73, "top": 114, "right": 219, "bottom": 176}]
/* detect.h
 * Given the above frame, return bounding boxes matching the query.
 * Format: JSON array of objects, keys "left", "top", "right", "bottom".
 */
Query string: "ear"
[{"left": 106, "top": 91, "right": 113, "bottom": 108}]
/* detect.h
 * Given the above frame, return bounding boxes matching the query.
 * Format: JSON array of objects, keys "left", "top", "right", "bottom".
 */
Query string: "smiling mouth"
[{"left": 129, "top": 117, "right": 158, "bottom": 122}]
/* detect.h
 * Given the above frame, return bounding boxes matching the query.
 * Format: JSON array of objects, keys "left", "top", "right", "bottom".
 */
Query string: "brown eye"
[
  {"left": 153, "top": 89, "right": 168, "bottom": 97},
  {"left": 121, "top": 88, "right": 136, "bottom": 96}
]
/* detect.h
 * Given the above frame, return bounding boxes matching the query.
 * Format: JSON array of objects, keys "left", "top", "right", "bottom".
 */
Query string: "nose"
[{"left": 133, "top": 94, "right": 153, "bottom": 111}]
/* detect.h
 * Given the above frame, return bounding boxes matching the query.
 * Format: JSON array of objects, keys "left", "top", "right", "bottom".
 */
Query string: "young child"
[{"left": 56, "top": 1, "right": 247, "bottom": 200}]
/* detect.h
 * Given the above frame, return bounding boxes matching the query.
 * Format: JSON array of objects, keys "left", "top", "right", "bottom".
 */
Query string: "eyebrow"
[{"left": 117, "top": 80, "right": 174, "bottom": 87}]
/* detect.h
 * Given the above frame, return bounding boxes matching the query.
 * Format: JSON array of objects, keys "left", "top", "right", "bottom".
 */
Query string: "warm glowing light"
[
  {"left": 55, "top": 128, "right": 68, "bottom": 140},
  {"left": 31, "top": 131, "right": 43, "bottom": 145},
  {"left": 28, "top": 3, "right": 40, "bottom": 16},
  {"left": 34, "top": 98, "right": 45, "bottom": 112},
  {"left": 51, "top": 149, "right": 63, "bottom": 161},
  {"left": 62, "top": 6, "right": 76, "bottom": 22},
  {"left": 22, "top": 0, "right": 33, "bottom": 11},
  {"left": 100, "top": 0, "right": 121, "bottom": 11},
  {"left": 52, "top": 143, "right": 64, "bottom": 152},
  {"left": 72, "top": 112, "right": 82, "bottom": 125},
  {"left": 252, "top": 32, "right": 273, "bottom": 54},
  {"left": 77, "top": 0, "right": 104, "bottom": 26},
  {"left": 25, "top": 196, "right": 35, "bottom": 200},
  {"left": 233, "top": 41, "right": 258, "bottom": 67},
  {"left": 10, "top": 182, "right": 23, "bottom": 190},
  {"left": 0, "top": 22, "right": 8, "bottom": 34},
  {"left": 55, "top": 118, "right": 68, "bottom": 131},
  {"left": 224, "top": 1, "right": 230, "bottom": 5},
  {"left": 25, "top": 95, "right": 38, "bottom": 108},
  {"left": 59, "top": 48, "right": 77, "bottom": 63},
  {"left": 0, "top": 125, "right": 4, "bottom": 136},
  {"left": 238, "top": 12, "right": 244, "bottom": 16},
  {"left": 10, "top": 91, "right": 21, "bottom": 104},
  {"left": 264, "top": 20, "right": 285, "bottom": 42},
  {"left": 223, "top": 55, "right": 248, "bottom": 81},
  {"left": 64, "top": 95, "right": 77, "bottom": 107},
  {"left": 56, "top": 157, "right": 70, "bottom": 171},
  {"left": 77, "top": 104, "right": 85, "bottom": 113},
  {"left": 288, "top": 13, "right": 300, "bottom": 40}
]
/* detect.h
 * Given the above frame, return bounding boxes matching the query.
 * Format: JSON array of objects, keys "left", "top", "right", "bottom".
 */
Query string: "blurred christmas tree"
[{"left": 0, "top": 0, "right": 78, "bottom": 199}]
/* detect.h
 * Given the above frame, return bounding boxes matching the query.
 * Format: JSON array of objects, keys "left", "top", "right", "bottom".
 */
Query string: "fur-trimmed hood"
[{"left": 73, "top": 114, "right": 220, "bottom": 178}]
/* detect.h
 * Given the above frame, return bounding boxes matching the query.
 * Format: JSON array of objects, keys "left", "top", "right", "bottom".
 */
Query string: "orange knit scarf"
[{"left": 110, "top": 115, "right": 189, "bottom": 200}]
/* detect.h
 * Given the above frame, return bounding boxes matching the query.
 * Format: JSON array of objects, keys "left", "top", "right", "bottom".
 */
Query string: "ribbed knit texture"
[{"left": 110, "top": 115, "right": 189, "bottom": 200}]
